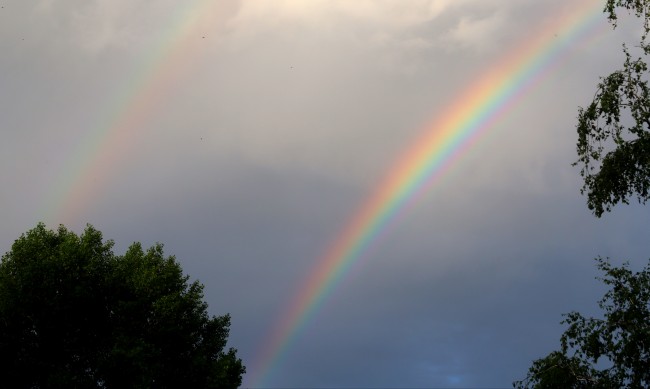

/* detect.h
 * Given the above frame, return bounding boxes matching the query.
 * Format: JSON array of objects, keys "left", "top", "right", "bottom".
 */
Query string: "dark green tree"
[
  {"left": 0, "top": 223, "right": 245, "bottom": 388},
  {"left": 514, "top": 257, "right": 650, "bottom": 388},
  {"left": 575, "top": 0, "right": 650, "bottom": 217},
  {"left": 515, "top": 1, "right": 650, "bottom": 387}
]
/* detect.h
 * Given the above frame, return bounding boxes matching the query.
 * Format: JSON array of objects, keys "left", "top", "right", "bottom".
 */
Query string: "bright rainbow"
[{"left": 251, "top": 0, "right": 606, "bottom": 385}]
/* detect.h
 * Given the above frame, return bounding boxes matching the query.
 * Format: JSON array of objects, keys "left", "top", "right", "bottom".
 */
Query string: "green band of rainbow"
[{"left": 251, "top": 0, "right": 605, "bottom": 385}]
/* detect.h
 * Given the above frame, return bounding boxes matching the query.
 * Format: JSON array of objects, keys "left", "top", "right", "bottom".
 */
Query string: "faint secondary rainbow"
[
  {"left": 44, "top": 0, "right": 223, "bottom": 225},
  {"left": 251, "top": 0, "right": 607, "bottom": 385}
]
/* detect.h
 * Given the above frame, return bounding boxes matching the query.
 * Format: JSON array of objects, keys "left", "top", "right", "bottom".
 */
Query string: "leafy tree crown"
[{"left": 0, "top": 223, "right": 245, "bottom": 388}]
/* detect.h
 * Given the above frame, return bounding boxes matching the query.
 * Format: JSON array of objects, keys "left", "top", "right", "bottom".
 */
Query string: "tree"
[
  {"left": 513, "top": 257, "right": 650, "bottom": 388},
  {"left": 574, "top": 0, "right": 650, "bottom": 217},
  {"left": 514, "top": 1, "right": 650, "bottom": 387},
  {"left": 0, "top": 223, "right": 245, "bottom": 388}
]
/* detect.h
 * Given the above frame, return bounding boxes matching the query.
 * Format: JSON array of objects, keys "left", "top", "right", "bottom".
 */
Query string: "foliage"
[
  {"left": 515, "top": 2, "right": 650, "bottom": 387},
  {"left": 574, "top": 0, "right": 650, "bottom": 217},
  {"left": 0, "top": 223, "right": 245, "bottom": 388},
  {"left": 514, "top": 257, "right": 650, "bottom": 388}
]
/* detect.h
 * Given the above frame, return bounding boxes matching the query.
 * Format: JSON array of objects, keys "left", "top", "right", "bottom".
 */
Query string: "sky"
[{"left": 1, "top": 0, "right": 649, "bottom": 387}]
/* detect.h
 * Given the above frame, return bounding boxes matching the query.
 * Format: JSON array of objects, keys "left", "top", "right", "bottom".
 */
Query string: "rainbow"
[
  {"left": 250, "top": 0, "right": 606, "bottom": 385},
  {"left": 44, "top": 0, "right": 223, "bottom": 225}
]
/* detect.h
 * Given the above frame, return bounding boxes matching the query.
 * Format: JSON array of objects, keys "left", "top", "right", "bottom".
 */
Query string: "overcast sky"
[{"left": 2, "top": 0, "right": 649, "bottom": 387}]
